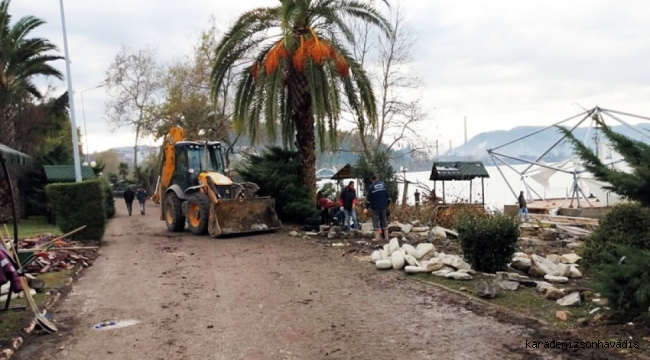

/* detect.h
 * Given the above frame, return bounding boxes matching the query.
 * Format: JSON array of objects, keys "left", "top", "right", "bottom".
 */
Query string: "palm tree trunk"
[
  {"left": 0, "top": 105, "right": 20, "bottom": 223},
  {"left": 288, "top": 69, "right": 317, "bottom": 202}
]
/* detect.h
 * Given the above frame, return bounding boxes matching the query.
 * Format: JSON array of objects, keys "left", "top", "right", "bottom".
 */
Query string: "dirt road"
[{"left": 15, "top": 203, "right": 623, "bottom": 360}]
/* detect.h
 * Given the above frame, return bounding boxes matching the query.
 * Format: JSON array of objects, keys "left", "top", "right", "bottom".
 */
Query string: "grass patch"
[
  {"left": 5, "top": 216, "right": 60, "bottom": 239},
  {"left": 0, "top": 269, "right": 71, "bottom": 346},
  {"left": 412, "top": 272, "right": 601, "bottom": 330}
]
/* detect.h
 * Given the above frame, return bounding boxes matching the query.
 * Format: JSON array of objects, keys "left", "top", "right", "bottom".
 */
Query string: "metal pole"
[
  {"left": 490, "top": 151, "right": 574, "bottom": 174},
  {"left": 59, "top": 0, "right": 82, "bottom": 182},
  {"left": 481, "top": 177, "right": 485, "bottom": 207},
  {"left": 80, "top": 91, "right": 89, "bottom": 163},
  {"left": 488, "top": 110, "right": 589, "bottom": 152},
  {"left": 490, "top": 154, "right": 518, "bottom": 201}
]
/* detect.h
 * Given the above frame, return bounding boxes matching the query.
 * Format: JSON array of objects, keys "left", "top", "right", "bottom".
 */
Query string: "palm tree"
[
  {"left": 118, "top": 162, "right": 129, "bottom": 180},
  {"left": 0, "top": 0, "right": 63, "bottom": 148},
  {"left": 210, "top": 0, "right": 392, "bottom": 200}
]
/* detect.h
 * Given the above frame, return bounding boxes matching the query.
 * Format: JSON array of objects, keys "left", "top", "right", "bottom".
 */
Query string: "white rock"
[
  {"left": 415, "top": 243, "right": 436, "bottom": 261},
  {"left": 405, "top": 266, "right": 429, "bottom": 273},
  {"left": 400, "top": 224, "right": 413, "bottom": 234},
  {"left": 432, "top": 226, "right": 447, "bottom": 239},
  {"left": 546, "top": 254, "right": 561, "bottom": 264},
  {"left": 535, "top": 281, "right": 554, "bottom": 294},
  {"left": 361, "top": 222, "right": 373, "bottom": 233},
  {"left": 569, "top": 266, "right": 583, "bottom": 278},
  {"left": 556, "top": 292, "right": 581, "bottom": 307},
  {"left": 531, "top": 254, "right": 557, "bottom": 275},
  {"left": 544, "top": 274, "right": 569, "bottom": 284},
  {"left": 445, "top": 271, "right": 473, "bottom": 280},
  {"left": 553, "top": 263, "right": 572, "bottom": 277},
  {"left": 410, "top": 220, "right": 421, "bottom": 226},
  {"left": 289, "top": 231, "right": 299, "bottom": 237},
  {"left": 440, "top": 254, "right": 472, "bottom": 271},
  {"left": 405, "top": 255, "right": 420, "bottom": 267},
  {"left": 510, "top": 257, "right": 532, "bottom": 272},
  {"left": 425, "top": 257, "right": 445, "bottom": 271},
  {"left": 375, "top": 259, "right": 392, "bottom": 270},
  {"left": 390, "top": 250, "right": 406, "bottom": 270},
  {"left": 379, "top": 249, "right": 388, "bottom": 260},
  {"left": 383, "top": 244, "right": 390, "bottom": 255},
  {"left": 370, "top": 251, "right": 381, "bottom": 263},
  {"left": 401, "top": 244, "right": 418, "bottom": 258},
  {"left": 513, "top": 252, "right": 529, "bottom": 258},
  {"left": 431, "top": 267, "right": 455, "bottom": 277},
  {"left": 560, "top": 253, "right": 582, "bottom": 264},
  {"left": 388, "top": 238, "right": 400, "bottom": 255},
  {"left": 412, "top": 226, "right": 430, "bottom": 233}
]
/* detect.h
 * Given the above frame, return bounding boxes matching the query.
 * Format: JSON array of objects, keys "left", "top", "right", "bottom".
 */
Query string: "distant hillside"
[{"left": 443, "top": 124, "right": 650, "bottom": 163}]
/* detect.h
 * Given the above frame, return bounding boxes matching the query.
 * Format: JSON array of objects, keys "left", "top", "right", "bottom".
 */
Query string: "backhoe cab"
[{"left": 154, "top": 126, "right": 282, "bottom": 237}]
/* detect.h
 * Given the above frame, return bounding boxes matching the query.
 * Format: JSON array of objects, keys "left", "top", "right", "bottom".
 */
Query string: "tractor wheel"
[
  {"left": 186, "top": 192, "right": 210, "bottom": 235},
  {"left": 164, "top": 192, "right": 185, "bottom": 232}
]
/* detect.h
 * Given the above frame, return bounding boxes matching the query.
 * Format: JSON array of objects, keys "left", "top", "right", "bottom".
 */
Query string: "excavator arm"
[{"left": 151, "top": 126, "right": 185, "bottom": 208}]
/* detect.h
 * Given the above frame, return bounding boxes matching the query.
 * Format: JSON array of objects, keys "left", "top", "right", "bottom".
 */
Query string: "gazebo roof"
[
  {"left": 331, "top": 164, "right": 355, "bottom": 180},
  {"left": 0, "top": 143, "right": 32, "bottom": 167},
  {"left": 429, "top": 161, "right": 490, "bottom": 181},
  {"left": 43, "top": 165, "right": 96, "bottom": 182}
]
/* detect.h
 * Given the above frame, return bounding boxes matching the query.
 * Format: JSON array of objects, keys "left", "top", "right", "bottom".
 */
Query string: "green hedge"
[
  {"left": 45, "top": 180, "right": 107, "bottom": 241},
  {"left": 457, "top": 212, "right": 520, "bottom": 273},
  {"left": 581, "top": 202, "right": 650, "bottom": 269},
  {"left": 102, "top": 179, "right": 116, "bottom": 219}
]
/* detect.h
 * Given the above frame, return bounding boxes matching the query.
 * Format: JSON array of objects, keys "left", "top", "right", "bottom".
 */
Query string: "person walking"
[
  {"left": 123, "top": 186, "right": 135, "bottom": 216},
  {"left": 338, "top": 181, "right": 358, "bottom": 232},
  {"left": 136, "top": 187, "right": 148, "bottom": 215},
  {"left": 518, "top": 190, "right": 528, "bottom": 220},
  {"left": 364, "top": 175, "right": 390, "bottom": 241}
]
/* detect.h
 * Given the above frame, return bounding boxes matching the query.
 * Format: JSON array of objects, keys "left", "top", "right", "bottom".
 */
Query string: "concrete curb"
[{"left": 0, "top": 264, "right": 88, "bottom": 360}]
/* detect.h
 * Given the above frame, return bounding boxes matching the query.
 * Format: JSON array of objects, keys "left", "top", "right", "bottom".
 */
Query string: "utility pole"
[
  {"left": 464, "top": 116, "right": 467, "bottom": 144},
  {"left": 59, "top": 0, "right": 82, "bottom": 182},
  {"left": 435, "top": 140, "right": 439, "bottom": 158},
  {"left": 449, "top": 140, "right": 452, "bottom": 154}
]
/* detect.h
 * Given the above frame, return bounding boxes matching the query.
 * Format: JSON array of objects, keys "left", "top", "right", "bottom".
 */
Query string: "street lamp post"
[
  {"left": 79, "top": 85, "right": 105, "bottom": 162},
  {"left": 58, "top": 0, "right": 82, "bottom": 182}
]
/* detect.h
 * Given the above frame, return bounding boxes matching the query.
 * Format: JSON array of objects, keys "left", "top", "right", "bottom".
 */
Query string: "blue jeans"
[
  {"left": 343, "top": 208, "right": 358, "bottom": 232},
  {"left": 518, "top": 207, "right": 528, "bottom": 219}
]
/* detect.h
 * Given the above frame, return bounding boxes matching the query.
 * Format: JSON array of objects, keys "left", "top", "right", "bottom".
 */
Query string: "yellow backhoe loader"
[{"left": 151, "top": 126, "right": 282, "bottom": 237}]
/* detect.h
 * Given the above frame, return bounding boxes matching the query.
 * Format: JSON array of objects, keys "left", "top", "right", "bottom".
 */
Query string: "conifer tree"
[{"left": 558, "top": 114, "right": 650, "bottom": 207}]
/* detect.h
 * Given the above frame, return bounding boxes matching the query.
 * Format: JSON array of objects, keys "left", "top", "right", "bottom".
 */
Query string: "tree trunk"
[
  {"left": 288, "top": 69, "right": 317, "bottom": 202},
  {"left": 134, "top": 124, "right": 141, "bottom": 170},
  {"left": 0, "top": 105, "right": 21, "bottom": 224},
  {"left": 1, "top": 105, "right": 16, "bottom": 148}
]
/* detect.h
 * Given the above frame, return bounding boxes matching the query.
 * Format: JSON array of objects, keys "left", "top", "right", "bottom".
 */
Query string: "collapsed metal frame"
[{"left": 487, "top": 106, "right": 650, "bottom": 209}]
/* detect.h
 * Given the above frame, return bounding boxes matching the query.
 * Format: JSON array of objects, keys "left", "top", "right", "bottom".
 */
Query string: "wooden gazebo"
[
  {"left": 429, "top": 161, "right": 490, "bottom": 205},
  {"left": 330, "top": 164, "right": 363, "bottom": 194}
]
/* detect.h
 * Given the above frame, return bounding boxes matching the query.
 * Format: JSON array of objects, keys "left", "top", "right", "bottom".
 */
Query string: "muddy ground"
[{"left": 14, "top": 203, "right": 631, "bottom": 360}]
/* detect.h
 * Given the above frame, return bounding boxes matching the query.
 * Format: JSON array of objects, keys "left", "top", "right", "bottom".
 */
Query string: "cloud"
[{"left": 12, "top": 0, "right": 650, "bottom": 154}]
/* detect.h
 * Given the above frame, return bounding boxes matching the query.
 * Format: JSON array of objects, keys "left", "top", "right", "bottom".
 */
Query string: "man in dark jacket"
[
  {"left": 364, "top": 175, "right": 390, "bottom": 241},
  {"left": 338, "top": 181, "right": 358, "bottom": 232},
  {"left": 518, "top": 190, "right": 528, "bottom": 220},
  {"left": 123, "top": 186, "right": 135, "bottom": 216},
  {"left": 136, "top": 187, "right": 148, "bottom": 215}
]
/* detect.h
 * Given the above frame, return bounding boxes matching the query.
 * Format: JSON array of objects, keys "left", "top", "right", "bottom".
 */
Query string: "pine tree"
[
  {"left": 593, "top": 244, "right": 650, "bottom": 323},
  {"left": 558, "top": 114, "right": 650, "bottom": 207}
]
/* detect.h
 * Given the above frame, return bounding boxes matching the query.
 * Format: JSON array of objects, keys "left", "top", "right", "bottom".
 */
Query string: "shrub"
[
  {"left": 102, "top": 179, "right": 116, "bottom": 219},
  {"left": 592, "top": 244, "right": 650, "bottom": 324},
  {"left": 457, "top": 212, "right": 520, "bottom": 273},
  {"left": 581, "top": 202, "right": 650, "bottom": 269},
  {"left": 45, "top": 180, "right": 107, "bottom": 241},
  {"left": 237, "top": 147, "right": 316, "bottom": 223}
]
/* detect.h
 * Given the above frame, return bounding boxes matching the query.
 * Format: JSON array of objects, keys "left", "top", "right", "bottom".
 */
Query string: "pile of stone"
[
  {"left": 509, "top": 252, "right": 583, "bottom": 283},
  {"left": 318, "top": 220, "right": 454, "bottom": 243},
  {"left": 370, "top": 238, "right": 474, "bottom": 280}
]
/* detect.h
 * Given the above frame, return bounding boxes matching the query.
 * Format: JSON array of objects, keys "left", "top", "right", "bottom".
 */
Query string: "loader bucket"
[{"left": 208, "top": 197, "right": 282, "bottom": 237}]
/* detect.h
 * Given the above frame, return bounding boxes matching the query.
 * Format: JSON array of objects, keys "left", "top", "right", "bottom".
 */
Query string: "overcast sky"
[{"left": 13, "top": 0, "right": 650, "bottom": 155}]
